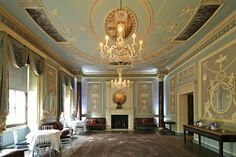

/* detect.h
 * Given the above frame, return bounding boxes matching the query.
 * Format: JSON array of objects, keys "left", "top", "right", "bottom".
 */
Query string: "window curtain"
[
  {"left": 0, "top": 32, "right": 9, "bottom": 133},
  {"left": 28, "top": 69, "right": 39, "bottom": 132},
  {"left": 57, "top": 71, "right": 65, "bottom": 120},
  {"left": 76, "top": 81, "right": 82, "bottom": 120},
  {"left": 9, "top": 37, "right": 45, "bottom": 127},
  {"left": 8, "top": 37, "right": 28, "bottom": 68},
  {"left": 57, "top": 71, "right": 75, "bottom": 120},
  {"left": 29, "top": 50, "right": 45, "bottom": 76},
  {"left": 8, "top": 35, "right": 45, "bottom": 76},
  {"left": 70, "top": 78, "right": 75, "bottom": 115},
  {"left": 0, "top": 32, "right": 45, "bottom": 133}
]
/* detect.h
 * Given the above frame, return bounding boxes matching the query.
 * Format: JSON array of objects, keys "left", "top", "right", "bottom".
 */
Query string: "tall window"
[
  {"left": 63, "top": 83, "right": 75, "bottom": 122},
  {"left": 63, "top": 85, "right": 71, "bottom": 121},
  {"left": 6, "top": 89, "right": 27, "bottom": 126}
]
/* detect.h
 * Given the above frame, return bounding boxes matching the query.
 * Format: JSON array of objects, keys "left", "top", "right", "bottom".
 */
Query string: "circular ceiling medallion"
[{"left": 105, "top": 8, "right": 137, "bottom": 41}]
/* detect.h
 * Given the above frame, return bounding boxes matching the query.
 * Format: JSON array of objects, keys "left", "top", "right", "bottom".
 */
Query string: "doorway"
[
  {"left": 176, "top": 82, "right": 195, "bottom": 133},
  {"left": 187, "top": 93, "right": 194, "bottom": 125},
  {"left": 187, "top": 93, "right": 194, "bottom": 135}
]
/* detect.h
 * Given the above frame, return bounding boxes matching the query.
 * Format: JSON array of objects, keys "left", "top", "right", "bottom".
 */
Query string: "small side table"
[{"left": 162, "top": 120, "right": 176, "bottom": 135}]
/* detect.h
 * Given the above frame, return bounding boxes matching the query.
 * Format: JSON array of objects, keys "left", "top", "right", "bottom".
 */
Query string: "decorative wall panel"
[
  {"left": 136, "top": 82, "right": 153, "bottom": 115},
  {"left": 105, "top": 81, "right": 133, "bottom": 109},
  {"left": 178, "top": 64, "right": 195, "bottom": 83},
  {"left": 200, "top": 42, "right": 236, "bottom": 122},
  {"left": 169, "top": 76, "right": 177, "bottom": 114},
  {"left": 42, "top": 64, "right": 57, "bottom": 118},
  {"left": 87, "top": 82, "right": 103, "bottom": 115}
]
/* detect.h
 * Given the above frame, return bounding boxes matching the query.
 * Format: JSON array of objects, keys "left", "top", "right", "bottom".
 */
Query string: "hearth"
[{"left": 111, "top": 115, "right": 128, "bottom": 129}]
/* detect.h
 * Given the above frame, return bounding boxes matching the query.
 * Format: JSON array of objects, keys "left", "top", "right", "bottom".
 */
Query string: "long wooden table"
[{"left": 183, "top": 125, "right": 236, "bottom": 157}]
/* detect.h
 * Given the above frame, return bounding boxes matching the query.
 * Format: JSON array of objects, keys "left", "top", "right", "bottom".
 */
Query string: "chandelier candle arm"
[
  {"left": 111, "top": 69, "right": 130, "bottom": 90},
  {"left": 99, "top": 30, "right": 144, "bottom": 69},
  {"left": 105, "top": 35, "right": 109, "bottom": 47},
  {"left": 132, "top": 34, "right": 136, "bottom": 45},
  {"left": 99, "top": 0, "right": 144, "bottom": 70},
  {"left": 139, "top": 40, "right": 143, "bottom": 50}
]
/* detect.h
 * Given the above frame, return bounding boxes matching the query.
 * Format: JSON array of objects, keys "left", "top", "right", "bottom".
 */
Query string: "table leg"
[
  {"left": 219, "top": 140, "right": 223, "bottom": 157},
  {"left": 198, "top": 135, "right": 201, "bottom": 146},
  {"left": 184, "top": 129, "right": 186, "bottom": 145}
]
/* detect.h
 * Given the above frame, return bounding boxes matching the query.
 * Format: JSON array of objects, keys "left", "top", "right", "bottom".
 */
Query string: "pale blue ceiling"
[{"left": 0, "top": 0, "right": 235, "bottom": 74}]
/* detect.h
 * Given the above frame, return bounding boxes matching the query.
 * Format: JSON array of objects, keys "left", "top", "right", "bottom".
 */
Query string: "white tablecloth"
[
  {"left": 68, "top": 120, "right": 87, "bottom": 134},
  {"left": 26, "top": 129, "right": 62, "bottom": 152}
]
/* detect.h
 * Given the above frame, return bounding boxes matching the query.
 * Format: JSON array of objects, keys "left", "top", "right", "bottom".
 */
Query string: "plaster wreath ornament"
[{"left": 203, "top": 54, "right": 236, "bottom": 118}]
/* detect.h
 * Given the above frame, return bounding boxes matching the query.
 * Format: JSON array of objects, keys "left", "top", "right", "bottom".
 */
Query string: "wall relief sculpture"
[
  {"left": 169, "top": 76, "right": 177, "bottom": 114},
  {"left": 178, "top": 64, "right": 195, "bottom": 83},
  {"left": 201, "top": 43, "right": 236, "bottom": 121},
  {"left": 42, "top": 64, "right": 57, "bottom": 118},
  {"left": 87, "top": 82, "right": 103, "bottom": 114},
  {"left": 136, "top": 82, "right": 153, "bottom": 114}
]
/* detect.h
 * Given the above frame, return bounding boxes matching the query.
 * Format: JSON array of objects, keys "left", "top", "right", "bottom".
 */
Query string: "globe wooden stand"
[{"left": 116, "top": 103, "right": 122, "bottom": 109}]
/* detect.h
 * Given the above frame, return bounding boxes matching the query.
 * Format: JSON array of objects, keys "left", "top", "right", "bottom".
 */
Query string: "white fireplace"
[
  {"left": 105, "top": 81, "right": 134, "bottom": 130},
  {"left": 106, "top": 108, "right": 134, "bottom": 130}
]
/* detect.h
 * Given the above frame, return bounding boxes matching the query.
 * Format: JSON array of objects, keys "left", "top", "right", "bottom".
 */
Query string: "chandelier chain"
[{"left": 99, "top": 0, "right": 144, "bottom": 90}]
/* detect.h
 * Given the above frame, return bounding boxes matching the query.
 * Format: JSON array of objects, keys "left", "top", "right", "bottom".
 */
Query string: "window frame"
[{"left": 6, "top": 89, "right": 28, "bottom": 128}]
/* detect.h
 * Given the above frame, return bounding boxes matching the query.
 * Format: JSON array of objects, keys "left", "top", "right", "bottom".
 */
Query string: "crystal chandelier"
[
  {"left": 99, "top": 0, "right": 144, "bottom": 70},
  {"left": 111, "top": 68, "right": 130, "bottom": 90}
]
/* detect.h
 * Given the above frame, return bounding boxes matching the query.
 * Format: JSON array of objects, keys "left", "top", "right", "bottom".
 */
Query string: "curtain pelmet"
[
  {"left": 0, "top": 32, "right": 9, "bottom": 133},
  {"left": 29, "top": 51, "right": 45, "bottom": 76},
  {"left": 8, "top": 37, "right": 28, "bottom": 68}
]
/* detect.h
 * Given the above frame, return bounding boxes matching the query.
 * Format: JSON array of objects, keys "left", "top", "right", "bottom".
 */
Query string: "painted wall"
[
  {"left": 82, "top": 77, "right": 159, "bottom": 119},
  {"left": 165, "top": 11, "right": 236, "bottom": 156}
]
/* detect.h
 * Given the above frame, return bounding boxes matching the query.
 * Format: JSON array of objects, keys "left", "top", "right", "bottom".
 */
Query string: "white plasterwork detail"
[{"left": 203, "top": 54, "right": 236, "bottom": 117}]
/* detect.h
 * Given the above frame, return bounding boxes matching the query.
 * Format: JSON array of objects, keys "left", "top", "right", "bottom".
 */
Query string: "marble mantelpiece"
[{"left": 106, "top": 108, "right": 134, "bottom": 130}]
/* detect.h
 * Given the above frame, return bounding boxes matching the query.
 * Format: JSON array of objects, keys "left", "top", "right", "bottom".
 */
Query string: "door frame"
[{"left": 176, "top": 81, "right": 196, "bottom": 133}]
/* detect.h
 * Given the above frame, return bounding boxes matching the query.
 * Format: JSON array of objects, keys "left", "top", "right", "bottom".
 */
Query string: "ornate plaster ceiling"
[{"left": 0, "top": 0, "right": 234, "bottom": 75}]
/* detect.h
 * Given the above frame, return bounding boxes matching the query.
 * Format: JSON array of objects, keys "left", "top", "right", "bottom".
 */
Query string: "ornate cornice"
[
  {"left": 82, "top": 73, "right": 157, "bottom": 79},
  {"left": 168, "top": 10, "right": 236, "bottom": 72},
  {"left": 0, "top": 4, "right": 73, "bottom": 73},
  {"left": 156, "top": 70, "right": 168, "bottom": 81}
]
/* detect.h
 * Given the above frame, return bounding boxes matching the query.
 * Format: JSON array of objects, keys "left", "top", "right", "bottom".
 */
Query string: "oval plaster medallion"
[{"left": 105, "top": 8, "right": 137, "bottom": 41}]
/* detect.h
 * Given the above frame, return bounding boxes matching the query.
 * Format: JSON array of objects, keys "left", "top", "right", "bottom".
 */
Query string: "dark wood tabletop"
[{"left": 183, "top": 124, "right": 236, "bottom": 157}]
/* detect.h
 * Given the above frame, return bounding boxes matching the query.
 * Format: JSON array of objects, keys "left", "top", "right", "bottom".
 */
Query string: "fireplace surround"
[{"left": 106, "top": 109, "right": 134, "bottom": 130}]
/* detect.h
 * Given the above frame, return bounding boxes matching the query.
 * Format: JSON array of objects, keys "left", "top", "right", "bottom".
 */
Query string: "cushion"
[
  {"left": 41, "top": 122, "right": 63, "bottom": 130},
  {"left": 61, "top": 128, "right": 70, "bottom": 138},
  {"left": 15, "top": 141, "right": 29, "bottom": 145},
  {"left": 91, "top": 119, "right": 97, "bottom": 124}
]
